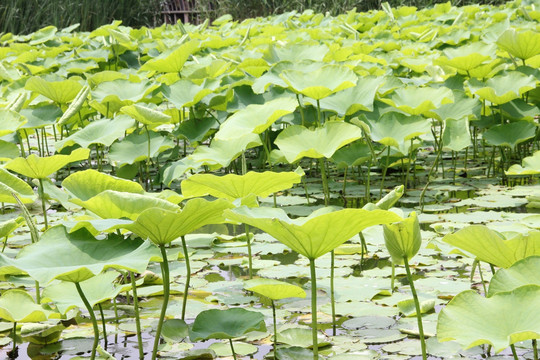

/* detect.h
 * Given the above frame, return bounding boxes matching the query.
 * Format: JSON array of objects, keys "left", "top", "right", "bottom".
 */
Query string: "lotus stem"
[
  {"left": 98, "top": 303, "right": 107, "bottom": 348},
  {"left": 180, "top": 235, "right": 191, "bottom": 320},
  {"left": 144, "top": 125, "right": 151, "bottom": 191},
  {"left": 38, "top": 178, "right": 48, "bottom": 229},
  {"left": 272, "top": 300, "right": 278, "bottom": 359},
  {"left": 403, "top": 256, "right": 426, "bottom": 360},
  {"left": 342, "top": 167, "right": 348, "bottom": 198},
  {"left": 130, "top": 271, "right": 144, "bottom": 360},
  {"left": 152, "top": 245, "right": 170, "bottom": 360},
  {"left": 35, "top": 280, "right": 40, "bottom": 303},
  {"left": 477, "top": 261, "right": 488, "bottom": 296},
  {"left": 319, "top": 158, "right": 329, "bottom": 206},
  {"left": 2, "top": 236, "right": 7, "bottom": 252},
  {"left": 390, "top": 262, "right": 395, "bottom": 293},
  {"left": 245, "top": 224, "right": 253, "bottom": 279},
  {"left": 419, "top": 143, "right": 442, "bottom": 211},
  {"left": 510, "top": 344, "right": 519, "bottom": 360},
  {"left": 9, "top": 321, "right": 16, "bottom": 359},
  {"left": 75, "top": 282, "right": 99, "bottom": 360},
  {"left": 379, "top": 146, "right": 391, "bottom": 200},
  {"left": 359, "top": 232, "right": 368, "bottom": 271},
  {"left": 229, "top": 338, "right": 237, "bottom": 360},
  {"left": 533, "top": 339, "right": 538, "bottom": 360},
  {"left": 309, "top": 258, "right": 318, "bottom": 360}
]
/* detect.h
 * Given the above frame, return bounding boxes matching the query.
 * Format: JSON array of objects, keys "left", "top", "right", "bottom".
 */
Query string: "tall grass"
[{"left": 0, "top": 0, "right": 160, "bottom": 35}]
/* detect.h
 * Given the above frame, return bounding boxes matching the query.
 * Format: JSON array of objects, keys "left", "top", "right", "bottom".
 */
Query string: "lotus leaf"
[
  {"left": 331, "top": 141, "right": 371, "bottom": 168},
  {"left": 91, "top": 79, "right": 158, "bottom": 105},
  {"left": 383, "top": 212, "right": 421, "bottom": 265},
  {"left": 437, "top": 284, "right": 540, "bottom": 352},
  {"left": 0, "top": 217, "right": 24, "bottom": 239},
  {"left": 188, "top": 133, "right": 261, "bottom": 167},
  {"left": 468, "top": 71, "right": 536, "bottom": 104},
  {"left": 488, "top": 256, "right": 540, "bottom": 296},
  {"left": 442, "top": 118, "right": 472, "bottom": 152},
  {"left": 482, "top": 121, "right": 537, "bottom": 149},
  {"left": 108, "top": 131, "right": 174, "bottom": 165},
  {"left": 19, "top": 105, "right": 62, "bottom": 129},
  {"left": 435, "top": 42, "right": 496, "bottom": 72},
  {"left": 189, "top": 308, "right": 266, "bottom": 341},
  {"left": 162, "top": 78, "right": 220, "bottom": 108},
  {"left": 141, "top": 40, "right": 198, "bottom": 73},
  {"left": 0, "top": 109, "right": 26, "bottom": 137},
  {"left": 318, "top": 77, "right": 384, "bottom": 116},
  {"left": 506, "top": 150, "right": 540, "bottom": 175},
  {"left": 379, "top": 86, "right": 453, "bottom": 116},
  {"left": 120, "top": 104, "right": 171, "bottom": 128},
  {"left": 244, "top": 278, "right": 306, "bottom": 300},
  {"left": 497, "top": 28, "right": 540, "bottom": 61},
  {"left": 25, "top": 76, "right": 83, "bottom": 104},
  {"left": 0, "top": 289, "right": 60, "bottom": 323},
  {"left": 5, "top": 148, "right": 90, "bottom": 179},
  {"left": 0, "top": 168, "right": 35, "bottom": 204}
]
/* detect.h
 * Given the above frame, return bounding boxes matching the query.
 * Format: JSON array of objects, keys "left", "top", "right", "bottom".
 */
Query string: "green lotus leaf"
[
  {"left": 108, "top": 131, "right": 175, "bottom": 166},
  {"left": 41, "top": 271, "right": 127, "bottom": 314},
  {"left": 0, "top": 289, "right": 59, "bottom": 323},
  {"left": 120, "top": 104, "right": 171, "bottom": 127},
  {"left": 244, "top": 278, "right": 306, "bottom": 300},
  {"left": 280, "top": 65, "right": 357, "bottom": 100},
  {"left": 372, "top": 184, "right": 405, "bottom": 210},
  {"left": 433, "top": 91, "right": 482, "bottom": 122},
  {"left": 383, "top": 212, "right": 421, "bottom": 264},
  {"left": 442, "top": 226, "right": 540, "bottom": 268},
  {"left": 330, "top": 141, "right": 371, "bottom": 169},
  {"left": 77, "top": 190, "right": 178, "bottom": 220},
  {"left": 189, "top": 308, "right": 266, "bottom": 341},
  {"left": 482, "top": 121, "right": 537, "bottom": 149},
  {"left": 91, "top": 79, "right": 158, "bottom": 105},
  {"left": 0, "top": 217, "right": 24, "bottom": 238},
  {"left": 434, "top": 42, "right": 495, "bottom": 72},
  {"left": 189, "top": 133, "right": 261, "bottom": 168},
  {"left": 442, "top": 118, "right": 472, "bottom": 152},
  {"left": 506, "top": 150, "right": 540, "bottom": 175},
  {"left": 500, "top": 98, "right": 540, "bottom": 121},
  {"left": 437, "top": 285, "right": 540, "bottom": 352},
  {"left": 488, "top": 256, "right": 540, "bottom": 296},
  {"left": 19, "top": 105, "right": 62, "bottom": 130},
  {"left": 162, "top": 158, "right": 203, "bottom": 186},
  {"left": 497, "top": 28, "right": 540, "bottom": 61},
  {"left": 225, "top": 206, "right": 401, "bottom": 260},
  {"left": 161, "top": 319, "right": 189, "bottom": 343},
  {"left": 275, "top": 122, "right": 363, "bottom": 163},
  {"left": 62, "top": 217, "right": 133, "bottom": 235},
  {"left": 162, "top": 78, "right": 220, "bottom": 108},
  {"left": 173, "top": 116, "right": 217, "bottom": 144},
  {"left": 10, "top": 226, "right": 160, "bottom": 284},
  {"left": 125, "top": 198, "right": 233, "bottom": 245},
  {"left": 141, "top": 40, "right": 199, "bottom": 73},
  {"left": 380, "top": 86, "right": 454, "bottom": 116},
  {"left": 181, "top": 170, "right": 302, "bottom": 200},
  {"left": 62, "top": 169, "right": 144, "bottom": 202},
  {"left": 25, "top": 76, "right": 83, "bottom": 104},
  {"left": 264, "top": 43, "right": 329, "bottom": 63},
  {"left": 468, "top": 72, "right": 536, "bottom": 105},
  {"left": 0, "top": 168, "right": 35, "bottom": 204},
  {"left": 0, "top": 140, "right": 20, "bottom": 161},
  {"left": 0, "top": 109, "right": 27, "bottom": 137},
  {"left": 318, "top": 77, "right": 384, "bottom": 116},
  {"left": 55, "top": 115, "right": 135, "bottom": 150},
  {"left": 214, "top": 97, "right": 297, "bottom": 140},
  {"left": 4, "top": 148, "right": 90, "bottom": 179}
]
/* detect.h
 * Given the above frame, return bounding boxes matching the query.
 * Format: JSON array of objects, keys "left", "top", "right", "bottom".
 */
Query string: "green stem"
[
  {"left": 379, "top": 146, "right": 391, "bottom": 200},
  {"left": 2, "top": 236, "right": 7, "bottom": 252},
  {"left": 272, "top": 300, "right": 278, "bottom": 359},
  {"left": 319, "top": 158, "right": 329, "bottom": 206},
  {"left": 98, "top": 303, "right": 107, "bottom": 348},
  {"left": 309, "top": 258, "right": 318, "bottom": 360},
  {"left": 342, "top": 167, "right": 348, "bottom": 198},
  {"left": 130, "top": 271, "right": 144, "bottom": 360},
  {"left": 75, "top": 282, "right": 99, "bottom": 360},
  {"left": 510, "top": 344, "right": 519, "bottom": 360},
  {"left": 35, "top": 280, "right": 40, "bottom": 303},
  {"left": 403, "top": 256, "right": 426, "bottom": 360},
  {"left": 10, "top": 321, "right": 16, "bottom": 359},
  {"left": 229, "top": 338, "right": 237, "bottom": 360},
  {"left": 113, "top": 298, "right": 119, "bottom": 324},
  {"left": 38, "top": 178, "right": 48, "bottom": 229},
  {"left": 533, "top": 339, "right": 538, "bottom": 360},
  {"left": 152, "top": 246, "right": 170, "bottom": 360},
  {"left": 391, "top": 262, "right": 395, "bottom": 293},
  {"left": 478, "top": 261, "right": 488, "bottom": 296},
  {"left": 180, "top": 236, "right": 191, "bottom": 320},
  {"left": 245, "top": 224, "right": 253, "bottom": 279},
  {"left": 419, "top": 144, "right": 443, "bottom": 211},
  {"left": 330, "top": 250, "right": 336, "bottom": 336}
]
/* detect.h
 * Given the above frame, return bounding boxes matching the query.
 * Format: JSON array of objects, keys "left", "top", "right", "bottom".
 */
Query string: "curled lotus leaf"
[
  {"left": 506, "top": 150, "right": 540, "bottom": 175},
  {"left": 0, "top": 289, "right": 60, "bottom": 323}
]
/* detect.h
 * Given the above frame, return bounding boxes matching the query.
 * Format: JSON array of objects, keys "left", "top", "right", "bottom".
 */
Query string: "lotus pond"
[{"left": 2, "top": 1, "right": 540, "bottom": 359}]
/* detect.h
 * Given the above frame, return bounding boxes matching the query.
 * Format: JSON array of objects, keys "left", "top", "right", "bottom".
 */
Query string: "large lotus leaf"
[
  {"left": 0, "top": 168, "right": 35, "bottom": 204},
  {"left": 0, "top": 140, "right": 21, "bottom": 161},
  {"left": 251, "top": 61, "right": 321, "bottom": 94},
  {"left": 468, "top": 72, "right": 536, "bottom": 104},
  {"left": 482, "top": 121, "right": 537, "bottom": 149},
  {"left": 506, "top": 150, "right": 540, "bottom": 175},
  {"left": 19, "top": 105, "right": 62, "bottom": 130},
  {"left": 173, "top": 116, "right": 217, "bottom": 143},
  {"left": 10, "top": 226, "right": 160, "bottom": 284},
  {"left": 0, "top": 217, "right": 24, "bottom": 238},
  {"left": 366, "top": 112, "right": 430, "bottom": 154},
  {"left": 162, "top": 158, "right": 202, "bottom": 186},
  {"left": 274, "top": 122, "right": 363, "bottom": 163},
  {"left": 379, "top": 86, "right": 454, "bottom": 116},
  {"left": 162, "top": 78, "right": 220, "bottom": 108},
  {"left": 4, "top": 148, "right": 89, "bottom": 179},
  {"left": 280, "top": 65, "right": 357, "bottom": 100},
  {"left": 62, "top": 217, "right": 133, "bottom": 236},
  {"left": 25, "top": 76, "right": 83, "bottom": 104},
  {"left": 77, "top": 190, "right": 178, "bottom": 220},
  {"left": 108, "top": 131, "right": 175, "bottom": 165},
  {"left": 181, "top": 171, "right": 302, "bottom": 200},
  {"left": 318, "top": 77, "right": 384, "bottom": 116},
  {"left": 0, "top": 289, "right": 59, "bottom": 323},
  {"left": 189, "top": 308, "right": 266, "bottom": 341},
  {"left": 41, "top": 271, "right": 127, "bottom": 314},
  {"left": 244, "top": 278, "right": 306, "bottom": 300},
  {"left": 55, "top": 116, "right": 134, "bottom": 150},
  {"left": 189, "top": 133, "right": 261, "bottom": 168},
  {"left": 442, "top": 118, "right": 472, "bottom": 152},
  {"left": 433, "top": 91, "right": 482, "bottom": 122},
  {"left": 62, "top": 169, "right": 144, "bottom": 202},
  {"left": 442, "top": 226, "right": 540, "bottom": 268},
  {"left": 225, "top": 206, "right": 401, "bottom": 260},
  {"left": 120, "top": 104, "right": 171, "bottom": 127},
  {"left": 500, "top": 99, "right": 540, "bottom": 121},
  {"left": 125, "top": 198, "right": 232, "bottom": 245},
  {"left": 330, "top": 141, "right": 371, "bottom": 168},
  {"left": 488, "top": 256, "right": 540, "bottom": 296},
  {"left": 91, "top": 79, "right": 158, "bottom": 105},
  {"left": 497, "top": 28, "right": 540, "bottom": 61},
  {"left": 214, "top": 97, "right": 297, "bottom": 140},
  {"left": 264, "top": 44, "right": 329, "bottom": 63},
  {"left": 437, "top": 285, "right": 540, "bottom": 352},
  {"left": 434, "top": 42, "right": 496, "bottom": 72},
  {"left": 0, "top": 109, "right": 26, "bottom": 137},
  {"left": 141, "top": 40, "right": 198, "bottom": 73}
]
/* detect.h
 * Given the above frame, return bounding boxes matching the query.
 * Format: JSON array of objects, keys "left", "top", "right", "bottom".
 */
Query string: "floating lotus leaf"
[
  {"left": 162, "top": 78, "right": 220, "bottom": 108},
  {"left": 108, "top": 131, "right": 175, "bottom": 165},
  {"left": 379, "top": 86, "right": 454, "bottom": 116},
  {"left": 62, "top": 169, "right": 144, "bottom": 202},
  {"left": 25, "top": 76, "right": 83, "bottom": 104},
  {"left": 4, "top": 148, "right": 90, "bottom": 179},
  {"left": 8, "top": 226, "right": 160, "bottom": 284},
  {"left": 0, "top": 168, "right": 35, "bottom": 204},
  {"left": 120, "top": 104, "right": 171, "bottom": 128},
  {"left": 506, "top": 150, "right": 540, "bottom": 175},
  {"left": 468, "top": 71, "right": 536, "bottom": 105},
  {"left": 274, "top": 122, "right": 363, "bottom": 163},
  {"left": 141, "top": 40, "right": 198, "bottom": 73},
  {"left": 0, "top": 289, "right": 59, "bottom": 323},
  {"left": 280, "top": 65, "right": 357, "bottom": 100},
  {"left": 482, "top": 121, "right": 537, "bottom": 149},
  {"left": 244, "top": 278, "right": 306, "bottom": 300},
  {"left": 318, "top": 77, "right": 384, "bottom": 116},
  {"left": 77, "top": 190, "right": 178, "bottom": 220},
  {"left": 437, "top": 285, "right": 540, "bottom": 352},
  {"left": 125, "top": 198, "right": 233, "bottom": 245},
  {"left": 442, "top": 226, "right": 540, "bottom": 268},
  {"left": 442, "top": 118, "right": 472, "bottom": 152},
  {"left": 214, "top": 97, "right": 297, "bottom": 140},
  {"left": 55, "top": 116, "right": 134, "bottom": 150},
  {"left": 225, "top": 206, "right": 401, "bottom": 260},
  {"left": 181, "top": 170, "right": 302, "bottom": 200},
  {"left": 497, "top": 28, "right": 540, "bottom": 61},
  {"left": 0, "top": 109, "right": 26, "bottom": 137},
  {"left": 189, "top": 308, "right": 266, "bottom": 341},
  {"left": 488, "top": 256, "right": 540, "bottom": 296}
]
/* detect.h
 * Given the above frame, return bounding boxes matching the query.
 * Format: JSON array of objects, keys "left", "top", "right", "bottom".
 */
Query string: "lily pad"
[{"left": 189, "top": 308, "right": 266, "bottom": 341}]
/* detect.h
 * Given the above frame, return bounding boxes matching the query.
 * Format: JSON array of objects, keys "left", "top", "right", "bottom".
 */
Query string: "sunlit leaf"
[{"left": 5, "top": 148, "right": 90, "bottom": 179}]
